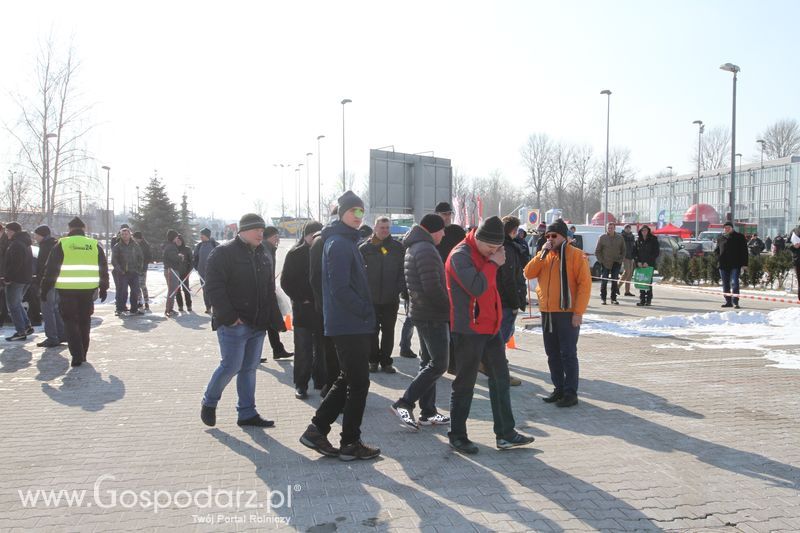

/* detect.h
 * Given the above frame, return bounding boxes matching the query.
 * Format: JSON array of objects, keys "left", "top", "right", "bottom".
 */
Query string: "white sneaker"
[
  {"left": 390, "top": 405, "right": 418, "bottom": 431},
  {"left": 418, "top": 413, "right": 450, "bottom": 426}
]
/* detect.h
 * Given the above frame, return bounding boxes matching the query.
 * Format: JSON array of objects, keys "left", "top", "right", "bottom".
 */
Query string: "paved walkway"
[{"left": 1, "top": 260, "right": 799, "bottom": 532}]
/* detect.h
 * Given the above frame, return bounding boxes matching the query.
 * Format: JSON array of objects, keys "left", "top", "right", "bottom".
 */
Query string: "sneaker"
[
  {"left": 542, "top": 389, "right": 563, "bottom": 403},
  {"left": 237, "top": 415, "right": 275, "bottom": 427},
  {"left": 37, "top": 339, "right": 61, "bottom": 348},
  {"left": 721, "top": 302, "right": 733, "bottom": 308},
  {"left": 5, "top": 332, "right": 27, "bottom": 341},
  {"left": 734, "top": 304, "right": 741, "bottom": 309},
  {"left": 187, "top": 305, "right": 192, "bottom": 312},
  {"left": 204, "top": 307, "right": 211, "bottom": 314},
  {"left": 339, "top": 440, "right": 380, "bottom": 461},
  {"left": 611, "top": 299, "right": 619, "bottom": 305},
  {"left": 636, "top": 302, "right": 646, "bottom": 307},
  {"left": 449, "top": 437, "right": 479, "bottom": 455},
  {"left": 390, "top": 404, "right": 418, "bottom": 431},
  {"left": 178, "top": 306, "right": 184, "bottom": 312},
  {"left": 509, "top": 376, "right": 522, "bottom": 386},
  {"left": 201, "top": 404, "right": 216, "bottom": 427},
  {"left": 644, "top": 301, "right": 652, "bottom": 306},
  {"left": 556, "top": 394, "right": 579, "bottom": 408},
  {"left": 273, "top": 351, "right": 294, "bottom": 360},
  {"left": 145, "top": 304, "right": 151, "bottom": 311},
  {"left": 381, "top": 364, "right": 397, "bottom": 374},
  {"left": 624, "top": 292, "right": 635, "bottom": 297},
  {"left": 25, "top": 326, "right": 34, "bottom": 335},
  {"left": 601, "top": 299, "right": 607, "bottom": 305},
  {"left": 295, "top": 388, "right": 308, "bottom": 400},
  {"left": 399, "top": 349, "right": 417, "bottom": 358},
  {"left": 369, "top": 363, "right": 379, "bottom": 373},
  {"left": 114, "top": 310, "right": 122, "bottom": 316},
  {"left": 496, "top": 432, "right": 535, "bottom": 450},
  {"left": 418, "top": 413, "right": 450, "bottom": 426},
  {"left": 299, "top": 424, "right": 339, "bottom": 457}
]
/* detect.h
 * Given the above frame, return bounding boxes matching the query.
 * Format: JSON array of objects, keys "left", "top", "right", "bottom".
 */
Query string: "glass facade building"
[{"left": 608, "top": 155, "right": 800, "bottom": 237}]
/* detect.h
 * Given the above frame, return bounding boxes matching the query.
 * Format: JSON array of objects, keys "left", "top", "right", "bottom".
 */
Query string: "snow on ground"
[{"left": 521, "top": 308, "right": 800, "bottom": 370}]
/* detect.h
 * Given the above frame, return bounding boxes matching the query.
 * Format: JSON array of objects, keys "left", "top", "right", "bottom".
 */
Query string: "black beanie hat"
[
  {"left": 119, "top": 223, "right": 130, "bottom": 230},
  {"left": 359, "top": 224, "right": 373, "bottom": 239},
  {"left": 303, "top": 221, "right": 323, "bottom": 237},
  {"left": 34, "top": 225, "right": 51, "bottom": 237},
  {"left": 239, "top": 213, "right": 266, "bottom": 232},
  {"left": 337, "top": 190, "right": 364, "bottom": 217},
  {"left": 475, "top": 216, "right": 505, "bottom": 245},
  {"left": 166, "top": 229, "right": 179, "bottom": 242},
  {"left": 68, "top": 217, "right": 85, "bottom": 229},
  {"left": 420, "top": 213, "right": 445, "bottom": 233},
  {"left": 263, "top": 226, "right": 279, "bottom": 238},
  {"left": 5, "top": 221, "right": 22, "bottom": 232},
  {"left": 200, "top": 227, "right": 211, "bottom": 237},
  {"left": 434, "top": 201, "right": 453, "bottom": 214},
  {"left": 546, "top": 219, "right": 569, "bottom": 239}
]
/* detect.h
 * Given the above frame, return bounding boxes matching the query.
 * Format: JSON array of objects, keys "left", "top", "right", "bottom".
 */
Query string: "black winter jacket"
[
  {"left": 163, "top": 241, "right": 182, "bottom": 270},
  {"left": 622, "top": 230, "right": 636, "bottom": 260},
  {"left": 177, "top": 244, "right": 193, "bottom": 277},
  {"left": 404, "top": 225, "right": 450, "bottom": 323},
  {"left": 497, "top": 235, "right": 527, "bottom": 311},
  {"left": 0, "top": 232, "right": 8, "bottom": 278},
  {"left": 634, "top": 228, "right": 660, "bottom": 266},
  {"left": 790, "top": 227, "right": 800, "bottom": 266},
  {"left": 715, "top": 231, "right": 749, "bottom": 270},
  {"left": 36, "top": 235, "right": 58, "bottom": 280},
  {"left": 359, "top": 236, "right": 405, "bottom": 306},
  {"left": 281, "top": 239, "right": 316, "bottom": 328},
  {"left": 437, "top": 224, "right": 466, "bottom": 263},
  {"left": 309, "top": 231, "right": 326, "bottom": 314},
  {"left": 4, "top": 231, "right": 33, "bottom": 284},
  {"left": 204, "top": 236, "right": 283, "bottom": 332}
]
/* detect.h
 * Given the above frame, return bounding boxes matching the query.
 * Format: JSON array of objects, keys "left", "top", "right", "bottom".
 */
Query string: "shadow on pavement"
[
  {"left": 41, "top": 363, "right": 126, "bottom": 411},
  {"left": 0, "top": 345, "right": 33, "bottom": 373},
  {"left": 35, "top": 347, "right": 70, "bottom": 381}
]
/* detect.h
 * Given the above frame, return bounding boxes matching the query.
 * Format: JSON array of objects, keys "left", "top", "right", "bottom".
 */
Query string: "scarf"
[{"left": 542, "top": 240, "right": 572, "bottom": 333}]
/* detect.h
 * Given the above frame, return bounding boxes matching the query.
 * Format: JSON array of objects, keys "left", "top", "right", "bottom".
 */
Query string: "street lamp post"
[
  {"left": 305, "top": 152, "right": 313, "bottom": 218},
  {"left": 720, "top": 62, "right": 740, "bottom": 222},
  {"left": 600, "top": 90, "right": 611, "bottom": 223},
  {"left": 102, "top": 165, "right": 111, "bottom": 252},
  {"left": 667, "top": 166, "right": 673, "bottom": 225},
  {"left": 693, "top": 120, "right": 704, "bottom": 237},
  {"left": 341, "top": 98, "right": 352, "bottom": 192},
  {"left": 757, "top": 139, "right": 766, "bottom": 231},
  {"left": 295, "top": 165, "right": 303, "bottom": 219},
  {"left": 317, "top": 135, "right": 325, "bottom": 221}
]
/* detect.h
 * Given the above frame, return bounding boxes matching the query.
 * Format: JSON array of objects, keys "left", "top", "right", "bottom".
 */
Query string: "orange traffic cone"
[
  {"left": 506, "top": 335, "right": 516, "bottom": 350},
  {"left": 284, "top": 314, "right": 293, "bottom": 331}
]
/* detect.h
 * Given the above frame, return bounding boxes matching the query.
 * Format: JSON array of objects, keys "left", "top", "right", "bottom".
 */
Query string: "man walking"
[
  {"left": 300, "top": 191, "right": 380, "bottom": 461},
  {"left": 634, "top": 225, "right": 660, "bottom": 306},
  {"left": 497, "top": 216, "right": 528, "bottom": 342},
  {"left": 40, "top": 217, "right": 109, "bottom": 366},
  {"left": 281, "top": 221, "right": 325, "bottom": 399},
  {"left": 715, "top": 221, "right": 749, "bottom": 309},
  {"left": 435, "top": 202, "right": 466, "bottom": 263},
  {"left": 163, "top": 230, "right": 183, "bottom": 317},
  {"left": 446, "top": 216, "right": 535, "bottom": 454},
  {"left": 201, "top": 213, "right": 284, "bottom": 428},
  {"left": 111, "top": 226, "right": 144, "bottom": 316},
  {"left": 193, "top": 227, "right": 218, "bottom": 314},
  {"left": 360, "top": 216, "right": 405, "bottom": 374},
  {"left": 523, "top": 219, "right": 592, "bottom": 408},
  {"left": 264, "top": 226, "right": 293, "bottom": 361},
  {"left": 3, "top": 222, "right": 33, "bottom": 341},
  {"left": 748, "top": 233, "right": 765, "bottom": 256},
  {"left": 132, "top": 232, "right": 152, "bottom": 311},
  {"left": 391, "top": 214, "right": 451, "bottom": 430},
  {"left": 33, "top": 225, "right": 65, "bottom": 347},
  {"left": 595, "top": 222, "right": 625, "bottom": 305},
  {"left": 620, "top": 224, "right": 636, "bottom": 296}
]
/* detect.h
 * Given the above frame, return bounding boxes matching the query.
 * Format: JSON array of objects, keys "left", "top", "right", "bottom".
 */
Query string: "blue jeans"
[
  {"left": 42, "top": 288, "right": 65, "bottom": 342},
  {"left": 398, "top": 320, "right": 450, "bottom": 417},
  {"left": 500, "top": 307, "right": 517, "bottom": 343},
  {"left": 542, "top": 312, "right": 581, "bottom": 396},
  {"left": 600, "top": 262, "right": 621, "bottom": 301},
  {"left": 449, "top": 333, "right": 516, "bottom": 440},
  {"left": 202, "top": 324, "right": 267, "bottom": 420},
  {"left": 719, "top": 267, "right": 740, "bottom": 305},
  {"left": 5, "top": 282, "right": 31, "bottom": 334},
  {"left": 115, "top": 271, "right": 141, "bottom": 311}
]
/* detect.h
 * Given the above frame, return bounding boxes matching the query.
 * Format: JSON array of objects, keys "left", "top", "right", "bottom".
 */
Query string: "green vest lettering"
[{"left": 55, "top": 235, "right": 101, "bottom": 290}]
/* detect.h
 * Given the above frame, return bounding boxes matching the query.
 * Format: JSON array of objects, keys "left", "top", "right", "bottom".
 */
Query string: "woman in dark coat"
[
  {"left": 634, "top": 225, "right": 660, "bottom": 306},
  {"left": 175, "top": 235, "right": 194, "bottom": 312}
]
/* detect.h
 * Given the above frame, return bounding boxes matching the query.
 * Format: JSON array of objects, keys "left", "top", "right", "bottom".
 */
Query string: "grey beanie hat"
[
  {"left": 337, "top": 190, "right": 364, "bottom": 217},
  {"left": 475, "top": 216, "right": 505, "bottom": 245}
]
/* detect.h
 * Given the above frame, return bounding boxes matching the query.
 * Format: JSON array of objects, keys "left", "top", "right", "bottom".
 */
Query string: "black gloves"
[{"left": 99, "top": 289, "right": 107, "bottom": 303}]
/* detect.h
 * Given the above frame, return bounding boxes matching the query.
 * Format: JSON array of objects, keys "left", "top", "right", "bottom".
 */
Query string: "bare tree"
[
  {"left": 608, "top": 147, "right": 635, "bottom": 186},
  {"left": 2, "top": 169, "right": 33, "bottom": 221},
  {"left": 4, "top": 37, "right": 94, "bottom": 222},
  {"left": 758, "top": 118, "right": 800, "bottom": 159},
  {"left": 520, "top": 133, "right": 553, "bottom": 211},
  {"left": 550, "top": 141, "right": 574, "bottom": 210},
  {"left": 693, "top": 126, "right": 730, "bottom": 171},
  {"left": 565, "top": 145, "right": 594, "bottom": 221}
]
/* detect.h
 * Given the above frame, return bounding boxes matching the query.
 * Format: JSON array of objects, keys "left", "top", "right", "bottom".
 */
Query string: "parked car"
[
  {"left": 681, "top": 240, "right": 715, "bottom": 258},
  {"left": 697, "top": 230, "right": 722, "bottom": 242}
]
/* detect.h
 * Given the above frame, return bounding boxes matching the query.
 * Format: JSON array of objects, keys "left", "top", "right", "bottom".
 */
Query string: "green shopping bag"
[{"left": 633, "top": 266, "right": 654, "bottom": 291}]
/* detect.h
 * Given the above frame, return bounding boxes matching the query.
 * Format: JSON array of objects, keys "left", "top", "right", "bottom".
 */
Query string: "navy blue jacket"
[{"left": 321, "top": 220, "right": 376, "bottom": 336}]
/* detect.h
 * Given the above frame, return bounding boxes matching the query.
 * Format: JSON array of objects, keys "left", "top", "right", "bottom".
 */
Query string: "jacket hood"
[
  {"left": 638, "top": 226, "right": 655, "bottom": 240},
  {"left": 321, "top": 219, "right": 359, "bottom": 241},
  {"left": 403, "top": 225, "right": 434, "bottom": 247},
  {"left": 12, "top": 231, "right": 32, "bottom": 246}
]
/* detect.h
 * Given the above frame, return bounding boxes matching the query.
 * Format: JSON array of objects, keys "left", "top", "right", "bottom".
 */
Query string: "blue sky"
[{"left": 1, "top": 0, "right": 798, "bottom": 219}]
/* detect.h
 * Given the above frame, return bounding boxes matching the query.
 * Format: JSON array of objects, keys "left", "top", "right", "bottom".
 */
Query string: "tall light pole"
[
  {"left": 667, "top": 166, "right": 673, "bottom": 225},
  {"left": 600, "top": 90, "right": 611, "bottom": 223},
  {"left": 317, "top": 135, "right": 325, "bottom": 220},
  {"left": 756, "top": 139, "right": 766, "bottom": 168},
  {"left": 720, "top": 62, "right": 740, "bottom": 222},
  {"left": 756, "top": 139, "right": 766, "bottom": 229},
  {"left": 305, "top": 152, "right": 313, "bottom": 218},
  {"left": 44, "top": 132, "right": 58, "bottom": 225},
  {"left": 693, "top": 120, "right": 704, "bottom": 237},
  {"left": 341, "top": 98, "right": 352, "bottom": 192},
  {"left": 135, "top": 186, "right": 140, "bottom": 216},
  {"left": 295, "top": 165, "right": 303, "bottom": 218},
  {"left": 102, "top": 165, "right": 111, "bottom": 252}
]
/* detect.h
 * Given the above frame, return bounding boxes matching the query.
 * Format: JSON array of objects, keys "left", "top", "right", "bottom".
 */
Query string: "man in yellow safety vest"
[{"left": 40, "top": 217, "right": 109, "bottom": 367}]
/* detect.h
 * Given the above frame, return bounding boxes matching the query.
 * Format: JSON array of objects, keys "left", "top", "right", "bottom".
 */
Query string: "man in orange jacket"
[{"left": 523, "top": 219, "right": 591, "bottom": 407}]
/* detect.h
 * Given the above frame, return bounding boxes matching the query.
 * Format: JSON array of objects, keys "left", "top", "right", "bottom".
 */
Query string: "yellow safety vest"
[{"left": 55, "top": 235, "right": 101, "bottom": 290}]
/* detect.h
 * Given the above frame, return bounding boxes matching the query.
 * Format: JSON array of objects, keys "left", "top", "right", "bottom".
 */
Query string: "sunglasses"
[{"left": 545, "top": 233, "right": 560, "bottom": 239}]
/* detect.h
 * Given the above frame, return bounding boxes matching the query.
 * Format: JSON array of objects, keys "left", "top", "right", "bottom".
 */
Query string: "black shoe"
[
  {"left": 734, "top": 304, "right": 741, "bottom": 309},
  {"left": 611, "top": 299, "right": 619, "bottom": 305},
  {"left": 339, "top": 440, "right": 381, "bottom": 461},
  {"left": 5, "top": 332, "right": 26, "bottom": 341},
  {"left": 399, "top": 349, "right": 417, "bottom": 358},
  {"left": 70, "top": 358, "right": 82, "bottom": 367},
  {"left": 201, "top": 404, "right": 216, "bottom": 427},
  {"left": 624, "top": 292, "right": 635, "bottom": 297},
  {"left": 369, "top": 362, "right": 379, "bottom": 373},
  {"left": 295, "top": 388, "right": 308, "bottom": 400},
  {"left": 721, "top": 302, "right": 733, "bottom": 308},
  {"left": 273, "top": 351, "right": 294, "bottom": 360},
  {"left": 644, "top": 301, "right": 652, "bottom": 306},
  {"left": 449, "top": 437, "right": 479, "bottom": 455},
  {"left": 556, "top": 394, "right": 578, "bottom": 408},
  {"left": 25, "top": 326, "right": 34, "bottom": 335},
  {"left": 299, "top": 424, "right": 339, "bottom": 457},
  {"left": 636, "top": 301, "right": 645, "bottom": 307},
  {"left": 237, "top": 415, "right": 275, "bottom": 428},
  {"left": 178, "top": 307, "right": 184, "bottom": 312},
  {"left": 601, "top": 299, "right": 607, "bottom": 305},
  {"left": 542, "top": 389, "right": 563, "bottom": 403},
  {"left": 381, "top": 364, "right": 397, "bottom": 374},
  {"left": 205, "top": 307, "right": 211, "bottom": 314},
  {"left": 496, "top": 432, "right": 535, "bottom": 450},
  {"left": 260, "top": 358, "right": 268, "bottom": 363},
  {"left": 186, "top": 306, "right": 192, "bottom": 312},
  {"left": 37, "top": 339, "right": 61, "bottom": 348},
  {"left": 114, "top": 310, "right": 122, "bottom": 316}
]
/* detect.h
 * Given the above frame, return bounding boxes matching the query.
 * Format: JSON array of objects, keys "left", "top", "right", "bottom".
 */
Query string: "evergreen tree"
[
  {"left": 179, "top": 193, "right": 197, "bottom": 246},
  {"left": 128, "top": 176, "right": 181, "bottom": 260}
]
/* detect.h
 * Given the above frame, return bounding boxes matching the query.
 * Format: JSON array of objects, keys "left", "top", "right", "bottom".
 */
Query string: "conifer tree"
[{"left": 128, "top": 176, "right": 181, "bottom": 259}]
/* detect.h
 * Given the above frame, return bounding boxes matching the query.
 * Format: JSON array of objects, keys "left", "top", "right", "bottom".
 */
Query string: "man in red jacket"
[{"left": 445, "top": 216, "right": 535, "bottom": 454}]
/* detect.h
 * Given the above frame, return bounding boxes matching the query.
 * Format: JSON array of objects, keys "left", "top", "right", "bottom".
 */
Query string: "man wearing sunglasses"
[
  {"left": 523, "top": 219, "right": 591, "bottom": 408},
  {"left": 300, "top": 191, "right": 380, "bottom": 461}
]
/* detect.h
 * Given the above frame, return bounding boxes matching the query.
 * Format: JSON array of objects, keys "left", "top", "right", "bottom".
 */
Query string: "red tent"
[{"left": 653, "top": 223, "right": 691, "bottom": 239}]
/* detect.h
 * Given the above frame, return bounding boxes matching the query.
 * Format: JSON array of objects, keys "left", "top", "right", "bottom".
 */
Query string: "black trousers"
[
  {"left": 57, "top": 289, "right": 94, "bottom": 362},
  {"left": 267, "top": 327, "right": 286, "bottom": 354},
  {"left": 312, "top": 334, "right": 371, "bottom": 446},
  {"left": 369, "top": 302, "right": 399, "bottom": 366},
  {"left": 26, "top": 280, "right": 42, "bottom": 325},
  {"left": 175, "top": 284, "right": 192, "bottom": 310}
]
